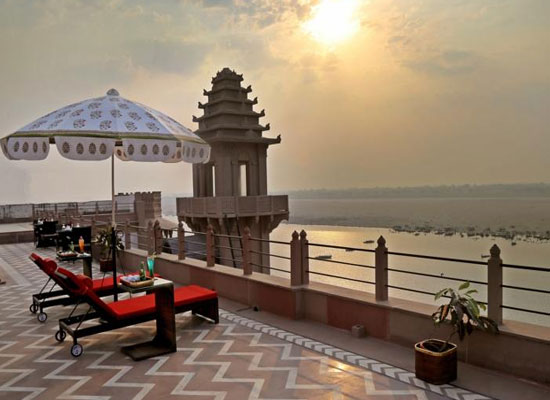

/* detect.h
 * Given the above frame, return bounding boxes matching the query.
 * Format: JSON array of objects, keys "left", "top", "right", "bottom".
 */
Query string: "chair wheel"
[
  {"left": 37, "top": 312, "right": 47, "bottom": 323},
  {"left": 55, "top": 330, "right": 66, "bottom": 343},
  {"left": 29, "top": 304, "right": 38, "bottom": 314},
  {"left": 71, "top": 343, "right": 83, "bottom": 357}
]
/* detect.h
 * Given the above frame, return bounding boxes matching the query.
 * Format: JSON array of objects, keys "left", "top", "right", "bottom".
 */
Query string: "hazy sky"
[{"left": 0, "top": 0, "right": 549, "bottom": 203}]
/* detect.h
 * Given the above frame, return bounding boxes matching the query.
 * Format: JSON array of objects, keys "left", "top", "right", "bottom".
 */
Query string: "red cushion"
[
  {"left": 29, "top": 253, "right": 58, "bottom": 275},
  {"left": 174, "top": 285, "right": 217, "bottom": 306},
  {"left": 92, "top": 277, "right": 115, "bottom": 291},
  {"left": 42, "top": 259, "right": 58, "bottom": 275},
  {"left": 107, "top": 285, "right": 217, "bottom": 320},
  {"left": 56, "top": 269, "right": 91, "bottom": 295},
  {"left": 108, "top": 294, "right": 156, "bottom": 319}
]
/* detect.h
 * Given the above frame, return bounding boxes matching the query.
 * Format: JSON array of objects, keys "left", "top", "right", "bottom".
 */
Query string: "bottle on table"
[
  {"left": 139, "top": 262, "right": 146, "bottom": 281},
  {"left": 78, "top": 236, "right": 85, "bottom": 253}
]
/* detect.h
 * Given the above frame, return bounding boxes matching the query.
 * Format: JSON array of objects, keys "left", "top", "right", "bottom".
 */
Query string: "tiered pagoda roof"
[{"left": 193, "top": 68, "right": 281, "bottom": 145}]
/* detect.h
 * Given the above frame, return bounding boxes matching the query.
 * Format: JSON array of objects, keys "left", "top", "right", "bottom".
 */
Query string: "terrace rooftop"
[{"left": 0, "top": 242, "right": 548, "bottom": 399}]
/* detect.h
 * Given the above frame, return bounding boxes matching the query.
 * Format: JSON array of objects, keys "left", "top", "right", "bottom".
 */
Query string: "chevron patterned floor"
[{"left": 0, "top": 243, "right": 489, "bottom": 400}]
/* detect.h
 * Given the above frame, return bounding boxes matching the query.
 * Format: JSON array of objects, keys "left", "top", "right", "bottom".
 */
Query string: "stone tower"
[{"left": 177, "top": 68, "right": 289, "bottom": 271}]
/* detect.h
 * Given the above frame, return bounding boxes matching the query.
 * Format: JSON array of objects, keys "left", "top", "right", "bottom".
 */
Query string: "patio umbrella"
[{"left": 1, "top": 88, "right": 210, "bottom": 299}]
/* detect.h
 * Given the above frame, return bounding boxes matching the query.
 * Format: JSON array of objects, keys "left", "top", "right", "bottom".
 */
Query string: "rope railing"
[
  {"left": 386, "top": 250, "right": 487, "bottom": 266},
  {"left": 214, "top": 244, "right": 243, "bottom": 252},
  {"left": 308, "top": 269, "right": 375, "bottom": 286},
  {"left": 309, "top": 242, "right": 375, "bottom": 253},
  {"left": 307, "top": 256, "right": 374, "bottom": 270},
  {"left": 250, "top": 262, "right": 290, "bottom": 274},
  {"left": 386, "top": 284, "right": 487, "bottom": 305},
  {"left": 387, "top": 267, "right": 487, "bottom": 285},
  {"left": 501, "top": 305, "right": 550, "bottom": 317},
  {"left": 249, "top": 237, "right": 290, "bottom": 246},
  {"left": 501, "top": 284, "right": 550, "bottom": 295}
]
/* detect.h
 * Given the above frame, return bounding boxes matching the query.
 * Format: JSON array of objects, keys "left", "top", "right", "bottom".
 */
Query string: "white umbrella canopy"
[
  {"left": 1, "top": 88, "right": 210, "bottom": 164},
  {"left": 1, "top": 88, "right": 210, "bottom": 224}
]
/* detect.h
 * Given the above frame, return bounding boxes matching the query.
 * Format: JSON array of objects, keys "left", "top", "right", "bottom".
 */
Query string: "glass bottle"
[{"left": 78, "top": 236, "right": 85, "bottom": 253}]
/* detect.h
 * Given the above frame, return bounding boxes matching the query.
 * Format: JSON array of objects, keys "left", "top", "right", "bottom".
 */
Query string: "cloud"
[
  {"left": 404, "top": 49, "right": 481, "bottom": 75},
  {"left": 129, "top": 39, "right": 208, "bottom": 75}
]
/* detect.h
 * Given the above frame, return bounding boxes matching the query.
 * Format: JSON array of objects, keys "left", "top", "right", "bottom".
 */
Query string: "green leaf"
[
  {"left": 434, "top": 288, "right": 448, "bottom": 300},
  {"left": 467, "top": 298, "right": 480, "bottom": 318},
  {"left": 459, "top": 281, "right": 470, "bottom": 291}
]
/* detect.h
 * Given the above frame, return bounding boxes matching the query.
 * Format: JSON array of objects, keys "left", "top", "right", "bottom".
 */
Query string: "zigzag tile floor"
[{"left": 0, "top": 243, "right": 488, "bottom": 400}]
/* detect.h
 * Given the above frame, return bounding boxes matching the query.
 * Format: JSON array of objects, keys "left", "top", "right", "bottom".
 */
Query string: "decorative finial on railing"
[
  {"left": 490, "top": 244, "right": 501, "bottom": 258},
  {"left": 377, "top": 235, "right": 386, "bottom": 247},
  {"left": 300, "top": 230, "right": 307, "bottom": 240}
]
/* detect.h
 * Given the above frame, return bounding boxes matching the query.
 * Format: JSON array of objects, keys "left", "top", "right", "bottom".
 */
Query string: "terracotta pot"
[
  {"left": 99, "top": 258, "right": 114, "bottom": 273},
  {"left": 415, "top": 339, "right": 457, "bottom": 384}
]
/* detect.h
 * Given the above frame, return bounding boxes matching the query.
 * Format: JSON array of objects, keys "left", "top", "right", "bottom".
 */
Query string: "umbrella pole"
[
  {"left": 111, "top": 154, "right": 115, "bottom": 226},
  {"left": 111, "top": 154, "right": 118, "bottom": 301}
]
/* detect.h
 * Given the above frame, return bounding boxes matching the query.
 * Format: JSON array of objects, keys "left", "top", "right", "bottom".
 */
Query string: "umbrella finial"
[{"left": 107, "top": 88, "right": 119, "bottom": 96}]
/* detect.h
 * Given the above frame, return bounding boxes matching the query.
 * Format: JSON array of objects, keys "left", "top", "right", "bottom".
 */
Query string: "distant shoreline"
[
  {"left": 286, "top": 183, "right": 550, "bottom": 199},
  {"left": 287, "top": 197, "right": 550, "bottom": 243}
]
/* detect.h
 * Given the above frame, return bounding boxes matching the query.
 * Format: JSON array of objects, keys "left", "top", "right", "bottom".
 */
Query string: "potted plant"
[
  {"left": 92, "top": 226, "right": 124, "bottom": 272},
  {"left": 415, "top": 282, "right": 498, "bottom": 384}
]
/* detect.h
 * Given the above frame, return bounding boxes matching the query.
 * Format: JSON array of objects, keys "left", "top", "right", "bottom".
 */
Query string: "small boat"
[
  {"left": 511, "top": 242, "right": 517, "bottom": 246},
  {"left": 315, "top": 255, "right": 332, "bottom": 260},
  {"left": 481, "top": 254, "right": 490, "bottom": 259},
  {"left": 363, "top": 240, "right": 375, "bottom": 244}
]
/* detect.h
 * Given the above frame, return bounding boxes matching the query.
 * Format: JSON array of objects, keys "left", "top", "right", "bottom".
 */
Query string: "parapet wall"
[
  {"left": 0, "top": 191, "right": 160, "bottom": 227},
  {"left": 0, "top": 204, "right": 34, "bottom": 222},
  {"left": 121, "top": 248, "right": 550, "bottom": 385}
]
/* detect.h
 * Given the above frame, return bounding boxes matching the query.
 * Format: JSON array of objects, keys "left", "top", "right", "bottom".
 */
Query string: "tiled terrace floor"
[{"left": 0, "top": 243, "right": 490, "bottom": 399}]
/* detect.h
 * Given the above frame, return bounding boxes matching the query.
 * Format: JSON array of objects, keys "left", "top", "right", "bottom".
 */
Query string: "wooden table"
[
  {"left": 57, "top": 253, "right": 93, "bottom": 278},
  {"left": 118, "top": 278, "right": 176, "bottom": 361}
]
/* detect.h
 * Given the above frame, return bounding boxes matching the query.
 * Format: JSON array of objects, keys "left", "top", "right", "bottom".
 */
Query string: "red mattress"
[{"left": 107, "top": 285, "right": 217, "bottom": 319}]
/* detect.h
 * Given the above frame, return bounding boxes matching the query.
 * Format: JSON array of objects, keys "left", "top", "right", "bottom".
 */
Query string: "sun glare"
[{"left": 303, "top": 0, "right": 360, "bottom": 46}]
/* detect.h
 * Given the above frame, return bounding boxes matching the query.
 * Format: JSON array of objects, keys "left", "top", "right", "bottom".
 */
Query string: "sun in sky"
[{"left": 303, "top": 0, "right": 361, "bottom": 46}]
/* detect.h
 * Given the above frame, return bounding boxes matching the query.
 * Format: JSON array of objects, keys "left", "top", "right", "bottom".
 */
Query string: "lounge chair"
[
  {"left": 54, "top": 268, "right": 218, "bottom": 357},
  {"left": 34, "top": 220, "right": 58, "bottom": 248},
  {"left": 29, "top": 253, "right": 126, "bottom": 322}
]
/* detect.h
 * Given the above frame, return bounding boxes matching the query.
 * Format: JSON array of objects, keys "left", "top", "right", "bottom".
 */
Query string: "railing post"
[
  {"left": 91, "top": 218, "right": 96, "bottom": 237},
  {"left": 177, "top": 221, "right": 186, "bottom": 260},
  {"left": 290, "top": 231, "right": 301, "bottom": 285},
  {"left": 206, "top": 224, "right": 215, "bottom": 267},
  {"left": 300, "top": 230, "right": 309, "bottom": 285},
  {"left": 124, "top": 220, "right": 130, "bottom": 250},
  {"left": 147, "top": 220, "right": 154, "bottom": 255},
  {"left": 242, "top": 227, "right": 252, "bottom": 275},
  {"left": 488, "top": 244, "right": 503, "bottom": 325},
  {"left": 154, "top": 220, "right": 162, "bottom": 254},
  {"left": 375, "top": 236, "right": 388, "bottom": 301}
]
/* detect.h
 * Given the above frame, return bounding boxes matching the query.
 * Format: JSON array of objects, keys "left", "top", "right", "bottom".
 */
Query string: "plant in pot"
[
  {"left": 415, "top": 282, "right": 499, "bottom": 385},
  {"left": 92, "top": 226, "right": 124, "bottom": 273}
]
